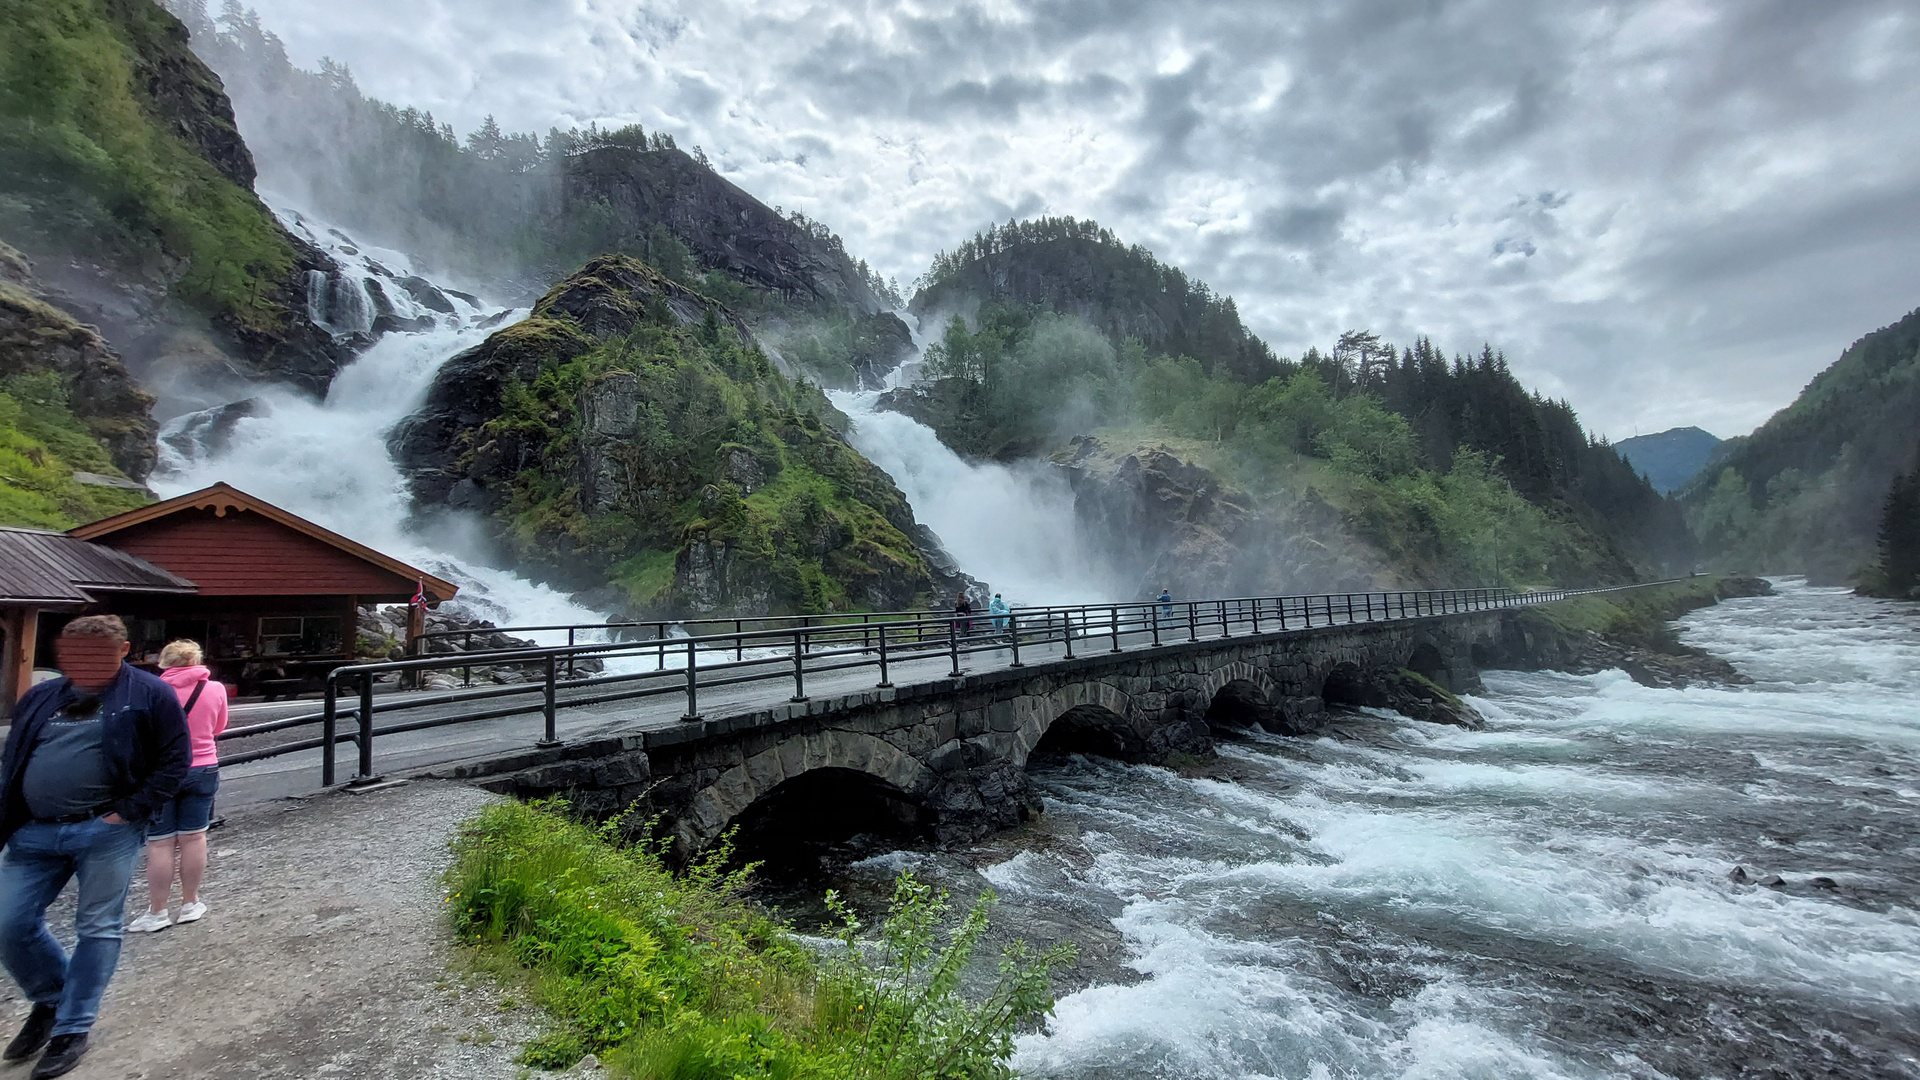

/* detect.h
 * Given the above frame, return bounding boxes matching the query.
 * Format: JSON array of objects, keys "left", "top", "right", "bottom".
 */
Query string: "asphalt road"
[{"left": 215, "top": 615, "right": 1291, "bottom": 808}]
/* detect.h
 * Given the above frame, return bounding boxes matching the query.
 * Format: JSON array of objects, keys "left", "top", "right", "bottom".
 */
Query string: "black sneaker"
[
  {"left": 2, "top": 1004, "right": 55, "bottom": 1061},
  {"left": 30, "top": 1033, "right": 87, "bottom": 1079}
]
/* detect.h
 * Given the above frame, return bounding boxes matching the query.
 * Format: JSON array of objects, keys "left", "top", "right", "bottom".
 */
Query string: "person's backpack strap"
[{"left": 181, "top": 680, "right": 207, "bottom": 718}]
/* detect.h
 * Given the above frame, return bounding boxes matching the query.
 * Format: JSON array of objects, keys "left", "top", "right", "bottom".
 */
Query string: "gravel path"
[{"left": 0, "top": 782, "right": 543, "bottom": 1079}]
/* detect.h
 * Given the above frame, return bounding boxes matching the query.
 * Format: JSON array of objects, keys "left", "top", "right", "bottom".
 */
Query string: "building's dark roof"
[{"left": 0, "top": 526, "right": 197, "bottom": 606}]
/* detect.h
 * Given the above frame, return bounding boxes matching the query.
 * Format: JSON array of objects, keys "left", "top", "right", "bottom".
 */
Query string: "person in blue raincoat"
[
  {"left": 1156, "top": 588, "right": 1173, "bottom": 626},
  {"left": 987, "top": 593, "right": 1011, "bottom": 634}
]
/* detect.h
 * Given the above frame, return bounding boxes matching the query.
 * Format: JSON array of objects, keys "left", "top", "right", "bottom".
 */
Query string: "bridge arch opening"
[
  {"left": 1031, "top": 704, "right": 1135, "bottom": 761},
  {"left": 1321, "top": 662, "right": 1373, "bottom": 710},
  {"left": 1407, "top": 643, "right": 1447, "bottom": 685},
  {"left": 1204, "top": 679, "right": 1274, "bottom": 731},
  {"left": 728, "top": 767, "right": 930, "bottom": 874}
]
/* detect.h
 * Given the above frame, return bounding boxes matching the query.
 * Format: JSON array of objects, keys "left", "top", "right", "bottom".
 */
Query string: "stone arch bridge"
[{"left": 450, "top": 606, "right": 1530, "bottom": 856}]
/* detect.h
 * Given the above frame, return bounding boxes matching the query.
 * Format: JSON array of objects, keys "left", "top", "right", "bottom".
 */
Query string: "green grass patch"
[
  {"left": 448, "top": 800, "right": 1074, "bottom": 1079},
  {"left": 1530, "top": 577, "right": 1727, "bottom": 651},
  {"left": 0, "top": 371, "right": 148, "bottom": 527}
]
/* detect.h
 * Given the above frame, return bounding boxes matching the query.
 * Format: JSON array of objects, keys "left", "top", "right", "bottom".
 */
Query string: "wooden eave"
[{"left": 70, "top": 483, "right": 458, "bottom": 602}]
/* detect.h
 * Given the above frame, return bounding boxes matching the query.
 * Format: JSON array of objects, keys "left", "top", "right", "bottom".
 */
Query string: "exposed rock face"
[
  {"left": 0, "top": 248, "right": 159, "bottom": 481},
  {"left": 561, "top": 148, "right": 893, "bottom": 317},
  {"left": 1053, "top": 436, "right": 1388, "bottom": 597},
  {"left": 849, "top": 312, "right": 916, "bottom": 389},
  {"left": 391, "top": 255, "right": 956, "bottom": 618}
]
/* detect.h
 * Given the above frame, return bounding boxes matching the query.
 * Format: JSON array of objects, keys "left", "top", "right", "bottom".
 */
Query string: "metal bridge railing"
[{"left": 214, "top": 580, "right": 1681, "bottom": 787}]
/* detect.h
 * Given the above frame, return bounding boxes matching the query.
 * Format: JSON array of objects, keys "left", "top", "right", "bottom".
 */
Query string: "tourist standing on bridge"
[
  {"left": 953, "top": 592, "right": 975, "bottom": 637},
  {"left": 988, "top": 593, "right": 1011, "bottom": 634},
  {"left": 1156, "top": 588, "right": 1173, "bottom": 628},
  {"left": 0, "top": 615, "right": 189, "bottom": 1079},
  {"left": 129, "top": 641, "right": 227, "bottom": 934}
]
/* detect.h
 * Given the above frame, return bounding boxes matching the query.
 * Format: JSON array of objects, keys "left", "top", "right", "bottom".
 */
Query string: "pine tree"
[{"left": 1872, "top": 466, "right": 1920, "bottom": 596}]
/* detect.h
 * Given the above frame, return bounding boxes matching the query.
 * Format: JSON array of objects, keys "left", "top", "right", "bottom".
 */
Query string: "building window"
[{"left": 258, "top": 616, "right": 342, "bottom": 657}]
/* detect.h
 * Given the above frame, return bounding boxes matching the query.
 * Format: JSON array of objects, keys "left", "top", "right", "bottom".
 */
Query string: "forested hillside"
[
  {"left": 911, "top": 217, "right": 1279, "bottom": 384},
  {"left": 1681, "top": 305, "right": 1920, "bottom": 583},
  {"left": 894, "top": 233, "right": 1689, "bottom": 588}
]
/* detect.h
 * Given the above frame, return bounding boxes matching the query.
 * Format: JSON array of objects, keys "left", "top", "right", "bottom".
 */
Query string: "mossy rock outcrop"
[
  {"left": 0, "top": 242, "right": 154, "bottom": 527},
  {"left": 393, "top": 255, "right": 958, "bottom": 617}
]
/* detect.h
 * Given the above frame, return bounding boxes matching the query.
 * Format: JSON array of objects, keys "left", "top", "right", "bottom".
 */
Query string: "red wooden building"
[{"left": 65, "top": 483, "right": 457, "bottom": 695}]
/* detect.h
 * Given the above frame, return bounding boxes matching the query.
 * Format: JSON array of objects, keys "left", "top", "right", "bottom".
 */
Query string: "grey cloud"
[{"left": 242, "top": 0, "right": 1920, "bottom": 437}]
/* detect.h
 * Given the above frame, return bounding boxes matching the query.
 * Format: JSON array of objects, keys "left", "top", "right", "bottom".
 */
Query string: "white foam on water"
[{"left": 1008, "top": 581, "right": 1920, "bottom": 1077}]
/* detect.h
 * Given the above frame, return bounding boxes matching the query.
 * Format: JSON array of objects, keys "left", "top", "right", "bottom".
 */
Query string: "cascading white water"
[
  {"left": 827, "top": 387, "right": 1127, "bottom": 605},
  {"left": 154, "top": 209, "right": 609, "bottom": 641}
]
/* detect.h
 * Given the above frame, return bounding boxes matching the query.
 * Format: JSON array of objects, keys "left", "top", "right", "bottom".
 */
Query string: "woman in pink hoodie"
[{"left": 128, "top": 640, "right": 228, "bottom": 932}]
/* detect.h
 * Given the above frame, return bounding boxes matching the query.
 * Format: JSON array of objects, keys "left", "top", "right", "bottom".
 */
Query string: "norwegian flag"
[{"left": 410, "top": 577, "right": 426, "bottom": 607}]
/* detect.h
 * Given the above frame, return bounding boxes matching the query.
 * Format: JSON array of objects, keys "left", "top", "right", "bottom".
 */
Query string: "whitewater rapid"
[{"left": 832, "top": 580, "right": 1920, "bottom": 1078}]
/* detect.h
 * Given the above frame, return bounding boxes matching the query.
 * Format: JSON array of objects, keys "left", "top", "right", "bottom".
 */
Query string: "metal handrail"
[{"left": 216, "top": 580, "right": 1685, "bottom": 786}]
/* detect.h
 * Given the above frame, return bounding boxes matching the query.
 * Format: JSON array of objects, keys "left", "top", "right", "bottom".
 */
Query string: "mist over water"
[
  {"left": 828, "top": 388, "right": 1126, "bottom": 604},
  {"left": 830, "top": 581, "right": 1920, "bottom": 1078},
  {"left": 153, "top": 211, "right": 610, "bottom": 639}
]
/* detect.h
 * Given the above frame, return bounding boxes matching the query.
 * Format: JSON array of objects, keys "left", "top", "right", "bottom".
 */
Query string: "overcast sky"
[{"left": 240, "top": 0, "right": 1920, "bottom": 439}]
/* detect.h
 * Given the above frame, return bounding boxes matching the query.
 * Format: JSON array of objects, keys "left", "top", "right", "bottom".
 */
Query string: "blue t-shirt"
[{"left": 21, "top": 699, "right": 115, "bottom": 820}]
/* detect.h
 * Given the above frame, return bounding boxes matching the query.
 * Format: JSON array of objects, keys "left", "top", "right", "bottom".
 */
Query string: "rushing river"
[{"left": 829, "top": 580, "right": 1920, "bottom": 1079}]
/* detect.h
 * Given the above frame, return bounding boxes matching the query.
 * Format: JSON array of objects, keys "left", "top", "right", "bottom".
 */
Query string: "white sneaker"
[
  {"left": 175, "top": 901, "right": 208, "bottom": 924},
  {"left": 128, "top": 910, "right": 172, "bottom": 933}
]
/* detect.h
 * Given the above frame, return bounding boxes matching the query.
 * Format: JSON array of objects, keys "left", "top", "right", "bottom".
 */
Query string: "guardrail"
[{"left": 216, "top": 580, "right": 1682, "bottom": 787}]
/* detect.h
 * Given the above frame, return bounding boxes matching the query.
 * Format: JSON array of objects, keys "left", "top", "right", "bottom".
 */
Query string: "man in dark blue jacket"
[{"left": 0, "top": 615, "right": 189, "bottom": 1079}]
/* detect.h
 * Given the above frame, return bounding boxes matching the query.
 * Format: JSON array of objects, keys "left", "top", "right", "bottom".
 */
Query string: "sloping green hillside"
[
  {"left": 393, "top": 256, "right": 945, "bottom": 616},
  {"left": 1682, "top": 305, "right": 1920, "bottom": 582},
  {"left": 0, "top": 0, "right": 292, "bottom": 329}
]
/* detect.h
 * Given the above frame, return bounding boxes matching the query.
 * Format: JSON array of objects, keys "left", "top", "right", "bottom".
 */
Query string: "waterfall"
[
  {"left": 826, "top": 388, "right": 1127, "bottom": 606},
  {"left": 156, "top": 207, "right": 608, "bottom": 641}
]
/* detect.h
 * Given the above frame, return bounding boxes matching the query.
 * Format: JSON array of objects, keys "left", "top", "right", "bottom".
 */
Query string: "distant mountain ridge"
[
  {"left": 1615, "top": 427, "right": 1721, "bottom": 494},
  {"left": 1681, "top": 305, "right": 1920, "bottom": 582}
]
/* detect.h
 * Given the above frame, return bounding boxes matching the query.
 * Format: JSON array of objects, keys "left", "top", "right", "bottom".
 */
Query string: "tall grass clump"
[{"left": 447, "top": 800, "right": 1074, "bottom": 1078}]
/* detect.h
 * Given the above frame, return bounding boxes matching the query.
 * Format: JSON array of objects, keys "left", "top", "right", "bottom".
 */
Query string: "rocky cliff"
[
  {"left": 0, "top": 242, "right": 155, "bottom": 526},
  {"left": 1052, "top": 435, "right": 1391, "bottom": 598},
  {"left": 391, "top": 255, "right": 961, "bottom": 617},
  {"left": 0, "top": 0, "right": 355, "bottom": 397}
]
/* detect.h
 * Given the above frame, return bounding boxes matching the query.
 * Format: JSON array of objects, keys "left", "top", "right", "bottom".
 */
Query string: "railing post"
[
  {"left": 736, "top": 619, "right": 744, "bottom": 662},
  {"left": 1151, "top": 603, "right": 1162, "bottom": 647},
  {"left": 1251, "top": 598, "right": 1261, "bottom": 634},
  {"left": 1111, "top": 606, "right": 1122, "bottom": 652},
  {"left": 353, "top": 671, "right": 376, "bottom": 783},
  {"left": 566, "top": 628, "right": 575, "bottom": 679},
  {"left": 538, "top": 654, "right": 560, "bottom": 747},
  {"left": 1346, "top": 594, "right": 1354, "bottom": 623},
  {"left": 1007, "top": 610, "right": 1024, "bottom": 667},
  {"left": 949, "top": 616, "right": 962, "bottom": 678},
  {"left": 1219, "top": 600, "right": 1230, "bottom": 638},
  {"left": 876, "top": 623, "right": 894, "bottom": 687},
  {"left": 681, "top": 639, "right": 701, "bottom": 722},
  {"left": 1063, "top": 609, "right": 1076, "bottom": 660},
  {"left": 791, "top": 631, "right": 808, "bottom": 702},
  {"left": 1278, "top": 597, "right": 1288, "bottom": 631},
  {"left": 657, "top": 624, "right": 666, "bottom": 671},
  {"left": 321, "top": 675, "right": 338, "bottom": 787},
  {"left": 1187, "top": 602, "right": 1197, "bottom": 643}
]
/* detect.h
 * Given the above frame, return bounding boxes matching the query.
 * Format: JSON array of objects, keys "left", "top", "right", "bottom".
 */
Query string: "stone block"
[
  {"left": 987, "top": 700, "right": 1018, "bottom": 733},
  {"left": 591, "top": 755, "right": 650, "bottom": 788},
  {"left": 514, "top": 761, "right": 596, "bottom": 790}
]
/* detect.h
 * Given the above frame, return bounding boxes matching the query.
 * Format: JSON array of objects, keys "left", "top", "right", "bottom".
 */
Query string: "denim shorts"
[{"left": 147, "top": 765, "right": 219, "bottom": 840}]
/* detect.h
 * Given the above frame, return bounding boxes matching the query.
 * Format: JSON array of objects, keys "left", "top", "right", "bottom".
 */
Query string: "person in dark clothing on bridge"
[{"left": 0, "top": 615, "right": 189, "bottom": 1079}]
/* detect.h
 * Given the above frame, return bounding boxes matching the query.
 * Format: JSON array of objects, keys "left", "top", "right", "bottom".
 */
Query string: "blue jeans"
[{"left": 0, "top": 818, "right": 144, "bottom": 1036}]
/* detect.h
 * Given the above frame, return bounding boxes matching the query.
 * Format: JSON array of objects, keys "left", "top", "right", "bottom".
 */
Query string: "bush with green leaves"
[{"left": 447, "top": 800, "right": 1074, "bottom": 1079}]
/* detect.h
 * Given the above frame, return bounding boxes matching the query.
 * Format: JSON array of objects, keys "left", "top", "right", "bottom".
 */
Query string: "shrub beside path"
[{"left": 0, "top": 782, "right": 540, "bottom": 1079}]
